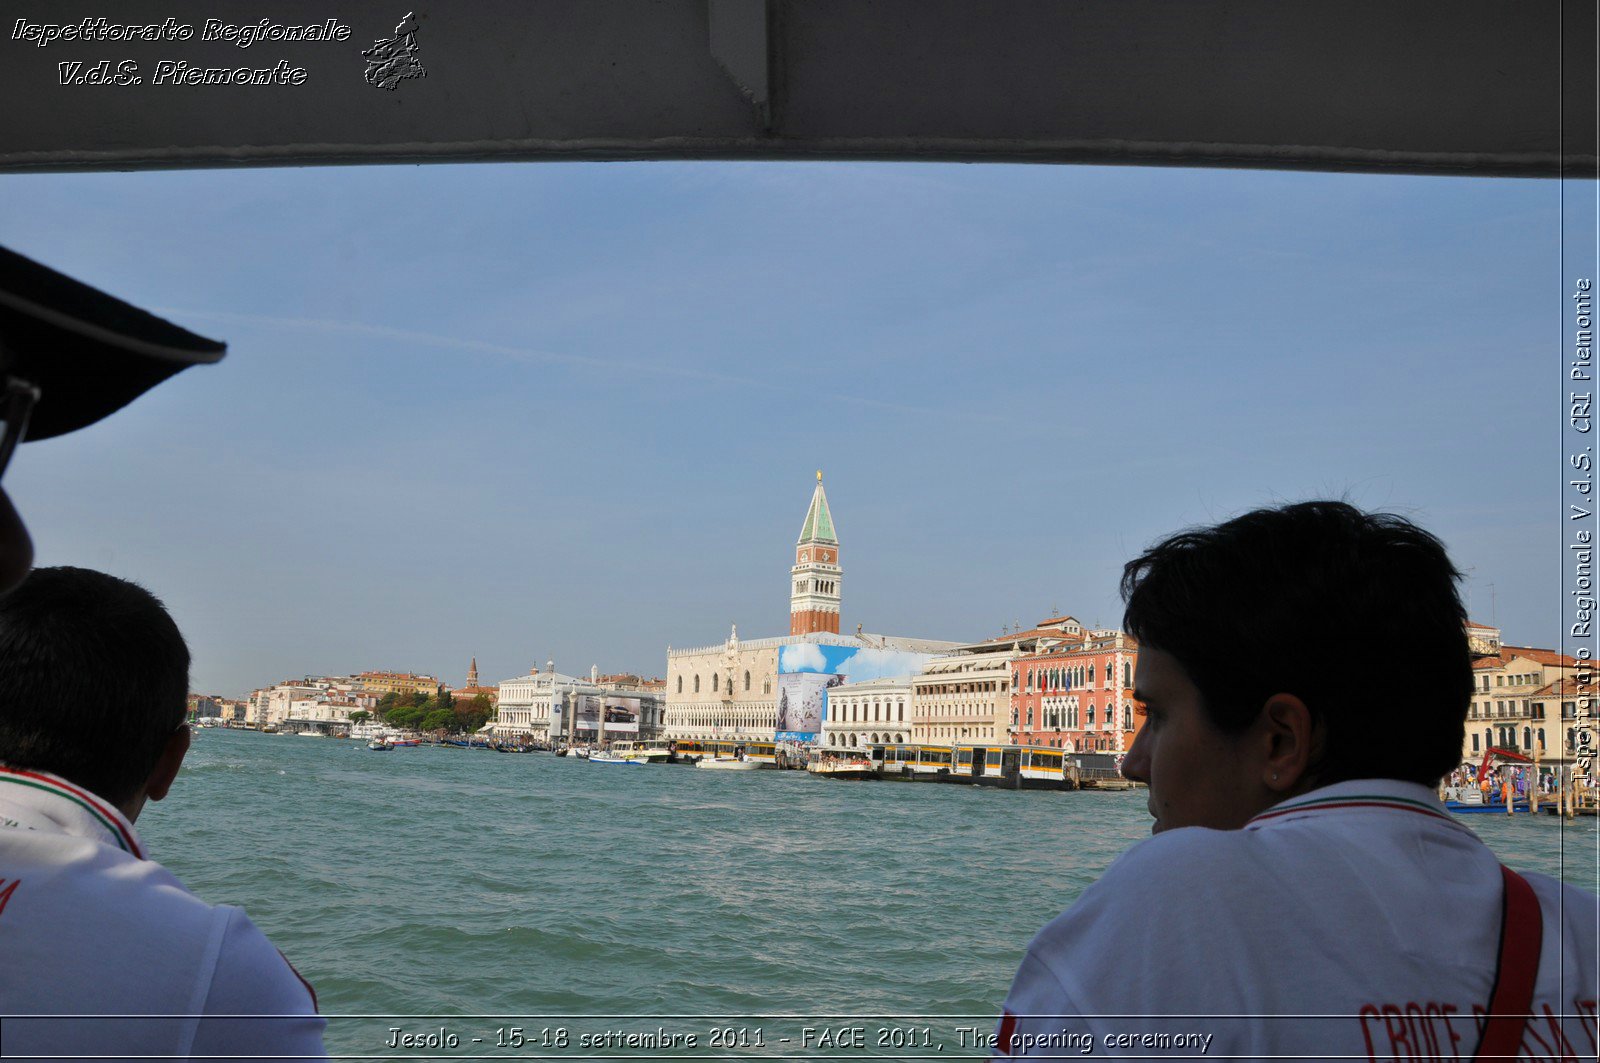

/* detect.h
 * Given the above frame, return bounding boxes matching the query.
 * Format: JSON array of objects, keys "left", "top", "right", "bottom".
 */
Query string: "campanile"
[{"left": 790, "top": 470, "right": 841, "bottom": 635}]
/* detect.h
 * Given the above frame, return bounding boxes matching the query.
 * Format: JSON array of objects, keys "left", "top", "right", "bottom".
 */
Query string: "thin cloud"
[{"left": 154, "top": 306, "right": 1008, "bottom": 424}]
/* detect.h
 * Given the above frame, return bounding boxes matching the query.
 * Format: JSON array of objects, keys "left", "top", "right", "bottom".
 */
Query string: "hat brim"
[{"left": 0, "top": 245, "right": 225, "bottom": 442}]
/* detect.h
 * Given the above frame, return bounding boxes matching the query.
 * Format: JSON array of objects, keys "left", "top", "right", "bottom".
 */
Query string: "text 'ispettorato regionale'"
[{"left": 13, "top": 17, "right": 354, "bottom": 87}]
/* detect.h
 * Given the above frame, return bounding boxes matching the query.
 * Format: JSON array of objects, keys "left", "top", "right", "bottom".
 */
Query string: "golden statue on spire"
[{"left": 816, "top": 469, "right": 823, "bottom": 482}]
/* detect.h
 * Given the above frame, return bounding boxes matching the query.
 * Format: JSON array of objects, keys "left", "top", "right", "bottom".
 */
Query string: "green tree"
[
  {"left": 349, "top": 711, "right": 370, "bottom": 726},
  {"left": 455, "top": 694, "right": 491, "bottom": 733},
  {"left": 388, "top": 705, "right": 423, "bottom": 729},
  {"left": 377, "top": 692, "right": 399, "bottom": 717},
  {"left": 420, "top": 707, "right": 454, "bottom": 732}
]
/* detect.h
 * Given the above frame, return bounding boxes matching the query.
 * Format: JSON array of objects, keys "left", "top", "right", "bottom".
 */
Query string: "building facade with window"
[
  {"left": 1010, "top": 627, "right": 1140, "bottom": 754},
  {"left": 1463, "top": 640, "right": 1586, "bottom": 762},
  {"left": 821, "top": 676, "right": 913, "bottom": 749}
]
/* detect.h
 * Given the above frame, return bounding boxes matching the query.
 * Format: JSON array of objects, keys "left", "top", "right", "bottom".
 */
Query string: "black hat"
[{"left": 0, "top": 244, "right": 225, "bottom": 441}]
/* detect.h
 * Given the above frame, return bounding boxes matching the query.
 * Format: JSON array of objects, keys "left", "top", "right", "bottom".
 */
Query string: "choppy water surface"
[{"left": 140, "top": 730, "right": 1598, "bottom": 1058}]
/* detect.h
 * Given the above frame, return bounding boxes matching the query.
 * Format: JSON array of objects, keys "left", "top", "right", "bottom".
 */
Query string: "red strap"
[{"left": 1474, "top": 865, "right": 1542, "bottom": 1060}]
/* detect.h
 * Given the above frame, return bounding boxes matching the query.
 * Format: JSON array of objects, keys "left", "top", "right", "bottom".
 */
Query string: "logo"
[{"left": 363, "top": 11, "right": 425, "bottom": 90}]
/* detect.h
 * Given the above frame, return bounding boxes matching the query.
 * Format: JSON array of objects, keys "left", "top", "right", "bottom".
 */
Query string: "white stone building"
[
  {"left": 494, "top": 661, "right": 662, "bottom": 743},
  {"left": 821, "top": 675, "right": 914, "bottom": 749}
]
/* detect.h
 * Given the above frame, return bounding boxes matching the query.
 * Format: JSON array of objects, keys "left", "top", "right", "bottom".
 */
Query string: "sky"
[{"left": 0, "top": 161, "right": 1588, "bottom": 696}]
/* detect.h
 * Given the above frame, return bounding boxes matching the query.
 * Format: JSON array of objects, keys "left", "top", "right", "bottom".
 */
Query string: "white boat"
[
  {"left": 806, "top": 756, "right": 878, "bottom": 780},
  {"left": 368, "top": 738, "right": 393, "bottom": 751},
  {"left": 695, "top": 755, "right": 762, "bottom": 771},
  {"left": 609, "top": 741, "right": 670, "bottom": 764},
  {"left": 589, "top": 750, "right": 647, "bottom": 765},
  {"left": 297, "top": 730, "right": 325, "bottom": 738}
]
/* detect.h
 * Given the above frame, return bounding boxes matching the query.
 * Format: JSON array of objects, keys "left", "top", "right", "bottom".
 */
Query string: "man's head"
[
  {"left": 1118, "top": 500, "right": 1472, "bottom": 830},
  {"left": 0, "top": 566, "right": 191, "bottom": 816}
]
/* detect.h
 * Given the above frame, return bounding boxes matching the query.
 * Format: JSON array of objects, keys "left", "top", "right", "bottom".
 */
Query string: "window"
[
  {"left": 744, "top": 671, "right": 750, "bottom": 691},
  {"left": 694, "top": 675, "right": 700, "bottom": 693}
]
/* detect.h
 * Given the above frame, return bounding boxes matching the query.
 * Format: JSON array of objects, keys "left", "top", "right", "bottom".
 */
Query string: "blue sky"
[{"left": 0, "top": 162, "right": 1583, "bottom": 695}]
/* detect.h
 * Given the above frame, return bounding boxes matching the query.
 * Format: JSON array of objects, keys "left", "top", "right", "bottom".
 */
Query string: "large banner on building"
[
  {"left": 775, "top": 644, "right": 939, "bottom": 742},
  {"left": 573, "top": 694, "right": 641, "bottom": 738}
]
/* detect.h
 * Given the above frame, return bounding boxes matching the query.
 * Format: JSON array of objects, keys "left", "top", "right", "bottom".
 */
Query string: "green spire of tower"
[{"left": 798, "top": 471, "right": 837, "bottom": 544}]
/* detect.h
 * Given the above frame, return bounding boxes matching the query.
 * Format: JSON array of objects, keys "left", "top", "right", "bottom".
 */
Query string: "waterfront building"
[
  {"left": 493, "top": 661, "right": 662, "bottom": 743},
  {"left": 1010, "top": 623, "right": 1141, "bottom": 754},
  {"left": 665, "top": 474, "right": 961, "bottom": 742},
  {"left": 1525, "top": 677, "right": 1599, "bottom": 768},
  {"left": 821, "top": 675, "right": 913, "bottom": 748},
  {"left": 1463, "top": 641, "right": 1585, "bottom": 762},
  {"left": 354, "top": 671, "right": 444, "bottom": 698}
]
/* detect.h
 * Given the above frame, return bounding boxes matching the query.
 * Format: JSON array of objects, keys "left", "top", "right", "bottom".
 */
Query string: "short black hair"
[
  {"left": 1121, "top": 501, "right": 1471, "bottom": 786},
  {"left": 0, "top": 566, "right": 190, "bottom": 805}
]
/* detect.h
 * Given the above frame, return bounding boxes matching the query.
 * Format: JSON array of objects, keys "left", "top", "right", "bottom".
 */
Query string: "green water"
[{"left": 139, "top": 730, "right": 1598, "bottom": 1059}]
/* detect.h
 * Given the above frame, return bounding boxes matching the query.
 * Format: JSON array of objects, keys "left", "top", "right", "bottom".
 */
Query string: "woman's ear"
[{"left": 1259, "top": 693, "right": 1315, "bottom": 792}]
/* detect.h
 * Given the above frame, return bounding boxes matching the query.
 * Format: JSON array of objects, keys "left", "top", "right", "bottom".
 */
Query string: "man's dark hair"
[
  {"left": 1120, "top": 500, "right": 1471, "bottom": 786},
  {"left": 0, "top": 566, "right": 189, "bottom": 805}
]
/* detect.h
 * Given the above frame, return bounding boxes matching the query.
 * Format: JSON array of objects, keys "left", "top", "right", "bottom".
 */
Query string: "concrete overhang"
[{"left": 1, "top": 0, "right": 1594, "bottom": 178}]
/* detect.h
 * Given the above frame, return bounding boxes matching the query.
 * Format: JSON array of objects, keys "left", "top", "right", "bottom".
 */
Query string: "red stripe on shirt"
[
  {"left": 0, "top": 765, "right": 144, "bottom": 858},
  {"left": 1249, "top": 798, "right": 1453, "bottom": 827}
]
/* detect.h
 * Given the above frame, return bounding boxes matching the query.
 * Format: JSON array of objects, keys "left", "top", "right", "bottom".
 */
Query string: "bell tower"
[{"left": 790, "top": 470, "right": 841, "bottom": 635}]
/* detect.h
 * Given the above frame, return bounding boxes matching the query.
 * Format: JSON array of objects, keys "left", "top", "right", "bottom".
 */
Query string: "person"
[
  {"left": 0, "top": 566, "right": 327, "bottom": 1057},
  {"left": 994, "top": 501, "right": 1597, "bottom": 1059},
  {"left": 0, "top": 247, "right": 324, "bottom": 1056}
]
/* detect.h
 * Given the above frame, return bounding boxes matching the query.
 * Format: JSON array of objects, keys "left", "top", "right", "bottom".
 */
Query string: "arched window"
[
  {"left": 1523, "top": 727, "right": 1532, "bottom": 749},
  {"left": 873, "top": 702, "right": 880, "bottom": 721},
  {"left": 676, "top": 676, "right": 683, "bottom": 693},
  {"left": 744, "top": 671, "right": 750, "bottom": 691},
  {"left": 694, "top": 675, "right": 700, "bottom": 693},
  {"left": 898, "top": 701, "right": 904, "bottom": 721}
]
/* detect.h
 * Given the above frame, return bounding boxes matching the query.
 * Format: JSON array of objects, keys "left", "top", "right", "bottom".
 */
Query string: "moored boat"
[
  {"left": 694, "top": 755, "right": 762, "bottom": 771},
  {"left": 589, "top": 749, "right": 647, "bottom": 765},
  {"left": 806, "top": 755, "right": 877, "bottom": 780}
]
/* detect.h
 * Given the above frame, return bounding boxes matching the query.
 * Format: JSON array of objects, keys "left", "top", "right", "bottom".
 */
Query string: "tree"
[
  {"left": 349, "top": 711, "right": 370, "bottom": 726},
  {"left": 455, "top": 694, "right": 491, "bottom": 733},
  {"left": 419, "top": 707, "right": 454, "bottom": 732},
  {"left": 377, "top": 692, "right": 399, "bottom": 716},
  {"left": 388, "top": 705, "right": 423, "bottom": 729}
]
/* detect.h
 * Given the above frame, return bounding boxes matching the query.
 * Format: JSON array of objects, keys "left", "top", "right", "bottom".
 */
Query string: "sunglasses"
[{"left": 0, "top": 376, "right": 40, "bottom": 482}]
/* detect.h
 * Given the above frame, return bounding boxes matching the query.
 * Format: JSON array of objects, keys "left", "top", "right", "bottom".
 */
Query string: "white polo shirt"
[
  {"left": 0, "top": 765, "right": 327, "bottom": 1059},
  {"left": 997, "top": 779, "right": 1599, "bottom": 1059}
]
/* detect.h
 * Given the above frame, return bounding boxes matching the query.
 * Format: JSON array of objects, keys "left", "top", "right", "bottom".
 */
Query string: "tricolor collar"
[
  {"left": 0, "top": 764, "right": 146, "bottom": 858},
  {"left": 1246, "top": 778, "right": 1465, "bottom": 833}
]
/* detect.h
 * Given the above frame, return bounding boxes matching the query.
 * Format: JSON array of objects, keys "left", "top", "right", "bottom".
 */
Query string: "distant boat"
[
  {"left": 589, "top": 750, "right": 647, "bottom": 765},
  {"left": 806, "top": 756, "right": 878, "bottom": 780},
  {"left": 368, "top": 738, "right": 393, "bottom": 751},
  {"left": 695, "top": 755, "right": 761, "bottom": 771}
]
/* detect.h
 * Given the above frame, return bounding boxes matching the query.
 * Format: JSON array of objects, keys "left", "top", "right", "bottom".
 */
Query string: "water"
[{"left": 141, "top": 730, "right": 1599, "bottom": 1058}]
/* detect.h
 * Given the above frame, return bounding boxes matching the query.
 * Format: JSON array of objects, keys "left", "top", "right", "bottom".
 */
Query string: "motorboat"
[
  {"left": 694, "top": 755, "right": 762, "bottom": 771},
  {"left": 806, "top": 756, "right": 878, "bottom": 780},
  {"left": 368, "top": 738, "right": 393, "bottom": 751},
  {"left": 589, "top": 749, "right": 647, "bottom": 765},
  {"left": 608, "top": 741, "right": 669, "bottom": 764}
]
